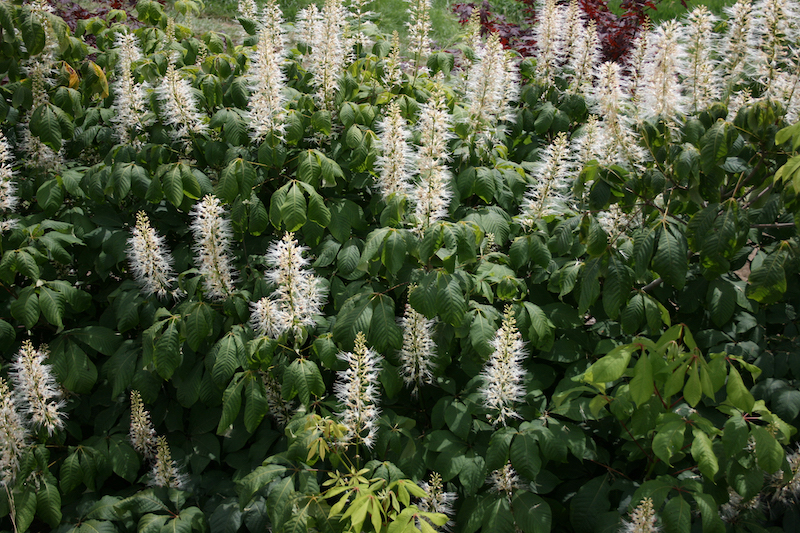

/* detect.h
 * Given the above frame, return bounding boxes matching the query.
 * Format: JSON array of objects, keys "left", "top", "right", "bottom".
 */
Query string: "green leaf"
[
  {"left": 109, "top": 436, "right": 140, "bottom": 482},
  {"left": 161, "top": 164, "right": 185, "bottom": 208},
  {"left": 213, "top": 333, "right": 244, "bottom": 386},
  {"left": 39, "top": 286, "right": 65, "bottom": 328},
  {"left": 154, "top": 320, "right": 181, "bottom": 380},
  {"left": 726, "top": 365, "right": 754, "bottom": 412},
  {"left": 662, "top": 496, "right": 691, "bottom": 533},
  {"left": 512, "top": 492, "right": 551, "bottom": 533},
  {"left": 751, "top": 426, "right": 783, "bottom": 473},
  {"left": 706, "top": 278, "right": 736, "bottom": 327},
  {"left": 569, "top": 476, "right": 610, "bottom": 533},
  {"left": 381, "top": 230, "right": 406, "bottom": 275},
  {"left": 243, "top": 376, "right": 268, "bottom": 433},
  {"left": 436, "top": 273, "right": 466, "bottom": 326},
  {"left": 307, "top": 188, "right": 331, "bottom": 228},
  {"left": 218, "top": 376, "right": 245, "bottom": 434},
  {"left": 483, "top": 497, "right": 515, "bottom": 533},
  {"left": 60, "top": 452, "right": 82, "bottom": 493},
  {"left": 629, "top": 352, "right": 654, "bottom": 406},
  {"left": 238, "top": 464, "right": 287, "bottom": 507},
  {"left": 20, "top": 8, "right": 46, "bottom": 55},
  {"left": 691, "top": 429, "right": 718, "bottom": 479},
  {"left": 684, "top": 363, "right": 702, "bottom": 407},
  {"left": 693, "top": 492, "right": 725, "bottom": 533},
  {"left": 534, "top": 102, "right": 556, "bottom": 135},
  {"left": 603, "top": 254, "right": 632, "bottom": 319},
  {"left": 281, "top": 182, "right": 307, "bottom": 231},
  {"left": 652, "top": 419, "right": 685, "bottom": 465},
  {"left": 14, "top": 487, "right": 37, "bottom": 533},
  {"left": 746, "top": 249, "right": 789, "bottom": 304},
  {"left": 652, "top": 225, "right": 688, "bottom": 290},
  {"left": 510, "top": 433, "right": 541, "bottom": 480},
  {"left": 368, "top": 294, "right": 402, "bottom": 353},
  {"left": 523, "top": 302, "right": 555, "bottom": 352},
  {"left": 583, "top": 344, "right": 634, "bottom": 385},
  {"left": 284, "top": 358, "right": 325, "bottom": 407},
  {"left": 11, "top": 286, "right": 40, "bottom": 329},
  {"left": 37, "top": 178, "right": 64, "bottom": 213},
  {"left": 36, "top": 482, "right": 62, "bottom": 528},
  {"left": 184, "top": 302, "right": 213, "bottom": 351},
  {"left": 699, "top": 120, "right": 730, "bottom": 174}
]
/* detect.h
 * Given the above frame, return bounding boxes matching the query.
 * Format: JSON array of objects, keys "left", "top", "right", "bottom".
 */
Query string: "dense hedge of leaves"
[{"left": 1, "top": 1, "right": 800, "bottom": 533}]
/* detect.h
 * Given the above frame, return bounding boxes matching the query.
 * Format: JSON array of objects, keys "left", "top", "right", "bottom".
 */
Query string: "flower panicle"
[
  {"left": 334, "top": 332, "right": 382, "bottom": 448},
  {"left": 190, "top": 195, "right": 237, "bottom": 301},
  {"left": 129, "top": 390, "right": 157, "bottom": 459},
  {"left": 156, "top": 58, "right": 208, "bottom": 143},
  {"left": 0, "top": 377, "right": 28, "bottom": 488},
  {"left": 620, "top": 498, "right": 660, "bottom": 533},
  {"left": 489, "top": 462, "right": 521, "bottom": 502},
  {"left": 0, "top": 129, "right": 18, "bottom": 221},
  {"left": 127, "top": 211, "right": 178, "bottom": 299},
  {"left": 519, "top": 131, "right": 576, "bottom": 226},
  {"left": 682, "top": 6, "right": 720, "bottom": 114},
  {"left": 375, "top": 102, "right": 415, "bottom": 201},
  {"left": 418, "top": 472, "right": 456, "bottom": 531},
  {"left": 406, "top": 0, "right": 433, "bottom": 67},
  {"left": 112, "top": 32, "right": 150, "bottom": 145},
  {"left": 478, "top": 306, "right": 528, "bottom": 427},
  {"left": 464, "top": 32, "right": 519, "bottom": 145},
  {"left": 640, "top": 20, "right": 687, "bottom": 121},
  {"left": 150, "top": 435, "right": 185, "bottom": 489},
  {"left": 298, "top": 0, "right": 349, "bottom": 112},
  {"left": 251, "top": 232, "right": 327, "bottom": 339},
  {"left": 398, "top": 302, "right": 437, "bottom": 396},
  {"left": 534, "top": 0, "right": 564, "bottom": 87},
  {"left": 247, "top": 19, "right": 288, "bottom": 143},
  {"left": 11, "top": 341, "right": 65, "bottom": 436}
]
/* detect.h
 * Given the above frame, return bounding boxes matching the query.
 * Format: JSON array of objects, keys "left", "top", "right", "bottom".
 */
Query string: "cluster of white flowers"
[
  {"left": 238, "top": 0, "right": 258, "bottom": 19},
  {"left": 478, "top": 307, "right": 528, "bottom": 426},
  {"left": 682, "top": 7, "right": 719, "bottom": 114},
  {"left": 127, "top": 211, "right": 177, "bottom": 299},
  {"left": 489, "top": 462, "right": 522, "bottom": 501},
  {"left": 418, "top": 472, "right": 456, "bottom": 531},
  {"left": 640, "top": 21, "right": 687, "bottom": 122},
  {"left": 151, "top": 435, "right": 186, "bottom": 489},
  {"left": 247, "top": 1, "right": 288, "bottom": 143},
  {"left": 383, "top": 32, "right": 404, "bottom": 88},
  {"left": 128, "top": 391, "right": 185, "bottom": 489},
  {"left": 519, "top": 132, "right": 576, "bottom": 225},
  {"left": 413, "top": 83, "right": 453, "bottom": 232},
  {"left": 620, "top": 498, "right": 660, "bottom": 533},
  {"left": 129, "top": 390, "right": 157, "bottom": 459},
  {"left": 334, "top": 332, "right": 382, "bottom": 448},
  {"left": 112, "top": 32, "right": 149, "bottom": 145},
  {"left": 156, "top": 58, "right": 208, "bottom": 143},
  {"left": 375, "top": 102, "right": 414, "bottom": 201},
  {"left": 0, "top": 377, "right": 28, "bottom": 487},
  {"left": 0, "top": 130, "right": 17, "bottom": 233},
  {"left": 464, "top": 32, "right": 519, "bottom": 147},
  {"left": 190, "top": 195, "right": 237, "bottom": 301},
  {"left": 296, "top": 0, "right": 350, "bottom": 112},
  {"left": 533, "top": 0, "right": 563, "bottom": 88},
  {"left": 250, "top": 232, "right": 327, "bottom": 339},
  {"left": 11, "top": 341, "right": 66, "bottom": 436},
  {"left": 397, "top": 303, "right": 437, "bottom": 395},
  {"left": 406, "top": 0, "right": 432, "bottom": 68}
]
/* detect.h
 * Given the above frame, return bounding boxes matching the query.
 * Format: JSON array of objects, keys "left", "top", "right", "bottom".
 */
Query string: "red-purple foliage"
[
  {"left": 51, "top": 0, "right": 141, "bottom": 31},
  {"left": 453, "top": 0, "right": 664, "bottom": 63}
]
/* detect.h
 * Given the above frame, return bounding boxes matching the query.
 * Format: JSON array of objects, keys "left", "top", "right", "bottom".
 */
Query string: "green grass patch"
[{"left": 609, "top": 0, "right": 737, "bottom": 23}]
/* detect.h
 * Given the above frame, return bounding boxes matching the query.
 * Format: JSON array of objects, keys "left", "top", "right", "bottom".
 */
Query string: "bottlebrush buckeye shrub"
[{"left": 0, "top": 0, "right": 800, "bottom": 532}]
